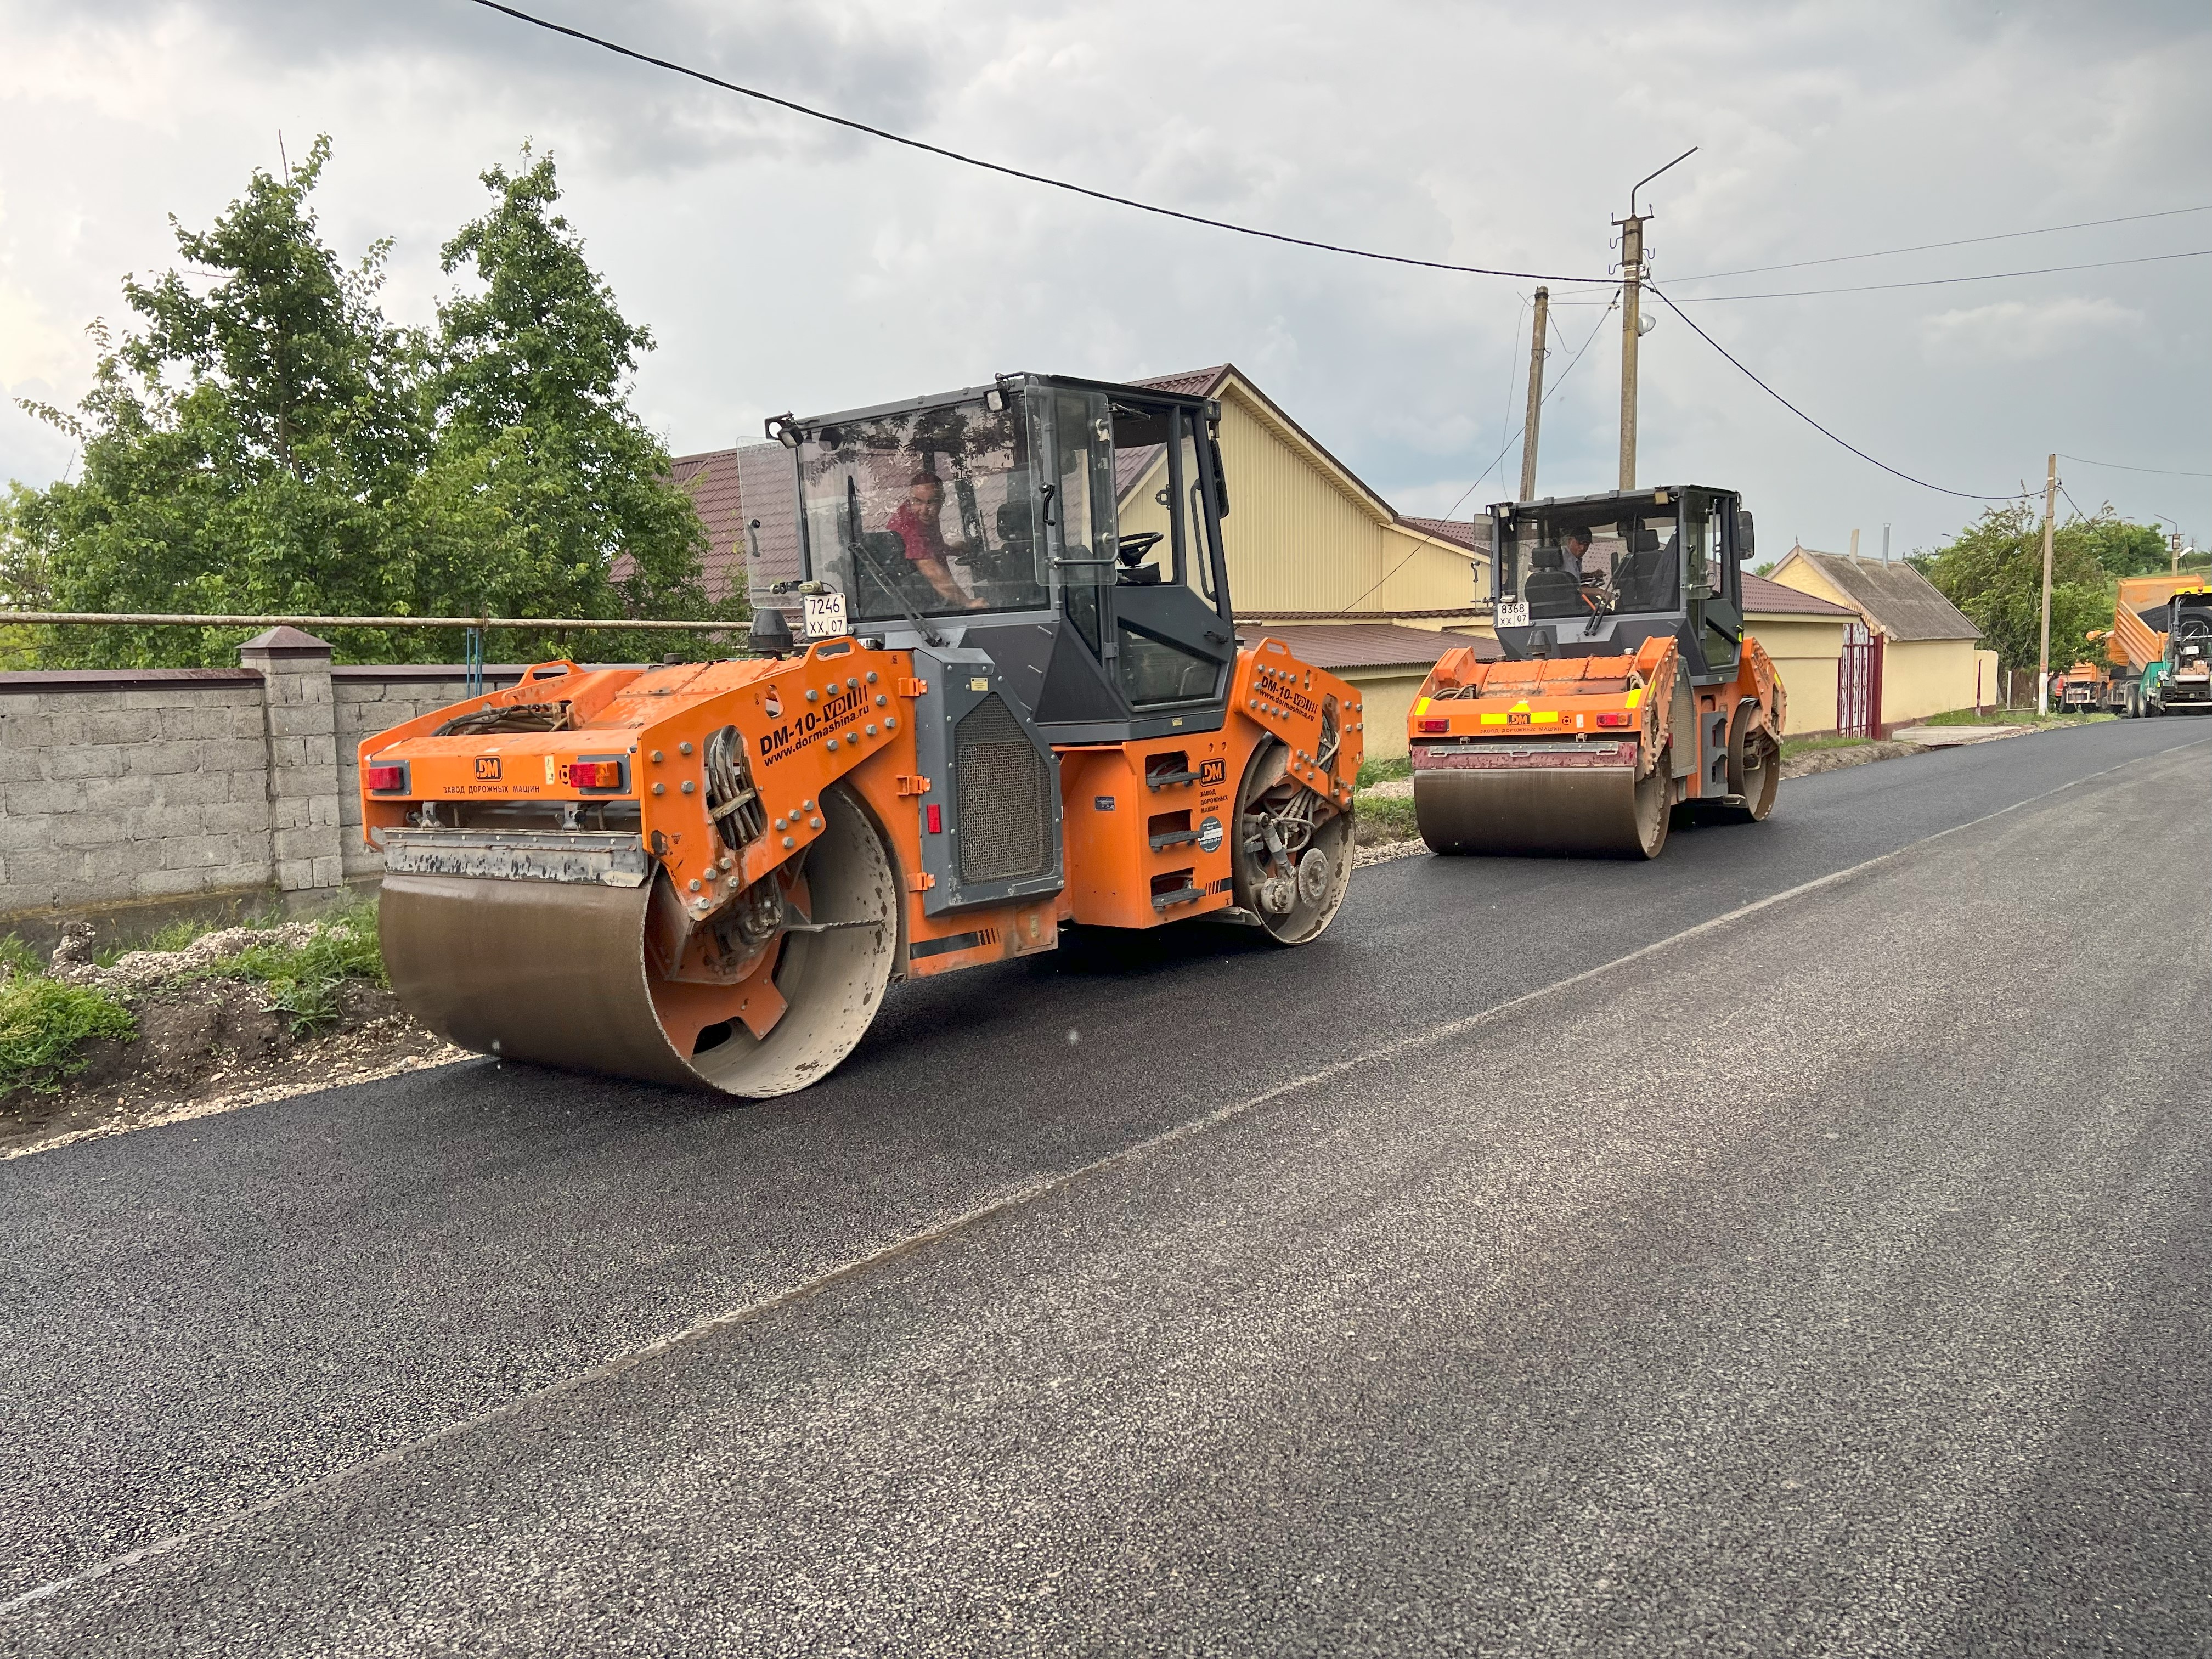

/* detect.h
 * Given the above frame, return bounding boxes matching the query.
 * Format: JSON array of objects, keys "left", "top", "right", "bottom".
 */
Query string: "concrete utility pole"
[
  {"left": 1518, "top": 287, "right": 1550, "bottom": 503},
  {"left": 2174, "top": 529, "right": 2183, "bottom": 574},
  {"left": 1617, "top": 212, "right": 1645, "bottom": 491},
  {"left": 2037, "top": 453, "right": 2057, "bottom": 716},
  {"left": 1615, "top": 148, "right": 1695, "bottom": 493}
]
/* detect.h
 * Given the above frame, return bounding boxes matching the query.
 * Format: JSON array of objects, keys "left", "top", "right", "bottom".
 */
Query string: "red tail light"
[
  {"left": 1595, "top": 712, "right": 1633, "bottom": 727},
  {"left": 571, "top": 759, "right": 626, "bottom": 790},
  {"left": 365, "top": 761, "right": 408, "bottom": 793},
  {"left": 926, "top": 803, "right": 943, "bottom": 834},
  {"left": 1418, "top": 718, "right": 1449, "bottom": 733}
]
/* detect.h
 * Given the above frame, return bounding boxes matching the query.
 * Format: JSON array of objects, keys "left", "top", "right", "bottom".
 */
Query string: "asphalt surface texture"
[{"left": 3, "top": 717, "right": 2208, "bottom": 1656}]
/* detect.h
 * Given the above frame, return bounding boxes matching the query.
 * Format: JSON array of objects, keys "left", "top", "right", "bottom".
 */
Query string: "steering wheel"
[{"left": 1116, "top": 531, "right": 1165, "bottom": 568}]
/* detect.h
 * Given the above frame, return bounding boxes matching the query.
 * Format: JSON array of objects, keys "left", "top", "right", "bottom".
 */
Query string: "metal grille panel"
[{"left": 955, "top": 693, "right": 1052, "bottom": 884}]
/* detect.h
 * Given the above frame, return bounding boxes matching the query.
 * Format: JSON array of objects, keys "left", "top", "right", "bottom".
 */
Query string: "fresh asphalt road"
[{"left": 2, "top": 719, "right": 2208, "bottom": 1654}]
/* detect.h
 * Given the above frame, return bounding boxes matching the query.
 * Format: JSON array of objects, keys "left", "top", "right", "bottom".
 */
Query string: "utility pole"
[
  {"left": 2037, "top": 453, "right": 2057, "bottom": 716},
  {"left": 1518, "top": 286, "right": 1550, "bottom": 503},
  {"left": 1617, "top": 213, "right": 1645, "bottom": 492},
  {"left": 2174, "top": 529, "right": 2183, "bottom": 574},
  {"left": 1614, "top": 148, "right": 1694, "bottom": 494}
]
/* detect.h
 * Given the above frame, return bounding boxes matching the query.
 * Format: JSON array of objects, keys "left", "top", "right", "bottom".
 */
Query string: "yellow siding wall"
[
  {"left": 1747, "top": 615, "right": 1846, "bottom": 736},
  {"left": 1974, "top": 648, "right": 2001, "bottom": 709},
  {"left": 1136, "top": 381, "right": 1477, "bottom": 616},
  {"left": 1882, "top": 639, "right": 1982, "bottom": 724},
  {"left": 1338, "top": 667, "right": 1433, "bottom": 761}
]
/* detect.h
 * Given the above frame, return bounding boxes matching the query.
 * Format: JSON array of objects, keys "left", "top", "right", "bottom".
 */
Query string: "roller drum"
[
  {"left": 380, "top": 786, "right": 898, "bottom": 1097},
  {"left": 1414, "top": 762, "right": 1668, "bottom": 859}
]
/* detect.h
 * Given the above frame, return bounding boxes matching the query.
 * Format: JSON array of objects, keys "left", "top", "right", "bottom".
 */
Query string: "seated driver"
[
  {"left": 1564, "top": 526, "right": 1595, "bottom": 580},
  {"left": 886, "top": 472, "right": 986, "bottom": 611}
]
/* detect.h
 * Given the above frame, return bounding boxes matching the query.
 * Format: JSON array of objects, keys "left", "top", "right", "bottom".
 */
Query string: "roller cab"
[
  {"left": 359, "top": 374, "right": 1360, "bottom": 1098},
  {"left": 1408, "top": 485, "right": 1785, "bottom": 858}
]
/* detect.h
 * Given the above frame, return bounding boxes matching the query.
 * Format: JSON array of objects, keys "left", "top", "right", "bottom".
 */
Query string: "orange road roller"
[
  {"left": 358, "top": 374, "right": 1362, "bottom": 1096},
  {"left": 1409, "top": 485, "right": 1786, "bottom": 858}
]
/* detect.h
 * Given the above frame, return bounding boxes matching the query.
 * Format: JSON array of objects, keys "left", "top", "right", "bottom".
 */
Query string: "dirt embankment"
[
  {"left": 2, "top": 923, "right": 460, "bottom": 1159},
  {"left": 1779, "top": 739, "right": 1927, "bottom": 778}
]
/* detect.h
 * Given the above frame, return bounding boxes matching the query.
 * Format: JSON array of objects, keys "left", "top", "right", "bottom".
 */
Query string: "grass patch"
[
  {"left": 1356, "top": 792, "right": 1421, "bottom": 845},
  {"left": 1921, "top": 708, "right": 2113, "bottom": 727},
  {"left": 0, "top": 976, "right": 136, "bottom": 1098},
  {"left": 1356, "top": 754, "right": 1412, "bottom": 789},
  {"left": 199, "top": 900, "right": 386, "bottom": 1034},
  {"left": 0, "top": 935, "right": 43, "bottom": 980},
  {"left": 1780, "top": 735, "right": 1871, "bottom": 760}
]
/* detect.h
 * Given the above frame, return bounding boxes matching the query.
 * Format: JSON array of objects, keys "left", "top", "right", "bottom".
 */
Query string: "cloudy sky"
[{"left": 2, "top": 0, "right": 2207, "bottom": 559}]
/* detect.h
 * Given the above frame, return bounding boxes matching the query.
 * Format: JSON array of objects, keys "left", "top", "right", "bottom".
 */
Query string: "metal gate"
[{"left": 1838, "top": 621, "right": 1883, "bottom": 737}]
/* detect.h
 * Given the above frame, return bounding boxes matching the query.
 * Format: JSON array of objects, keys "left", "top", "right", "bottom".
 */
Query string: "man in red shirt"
[{"left": 884, "top": 472, "right": 985, "bottom": 610}]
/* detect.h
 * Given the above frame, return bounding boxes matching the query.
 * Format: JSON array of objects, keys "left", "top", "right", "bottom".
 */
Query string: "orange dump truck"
[{"left": 2105, "top": 577, "right": 2212, "bottom": 718}]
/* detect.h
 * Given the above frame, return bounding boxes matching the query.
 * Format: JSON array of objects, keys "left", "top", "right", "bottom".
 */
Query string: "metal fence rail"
[{"left": 0, "top": 612, "right": 741, "bottom": 630}]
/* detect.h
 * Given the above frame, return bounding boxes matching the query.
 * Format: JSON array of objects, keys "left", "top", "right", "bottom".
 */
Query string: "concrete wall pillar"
[{"left": 238, "top": 627, "right": 344, "bottom": 891}]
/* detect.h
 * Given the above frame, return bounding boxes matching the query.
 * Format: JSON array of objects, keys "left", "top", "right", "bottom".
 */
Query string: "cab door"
[
  {"left": 1104, "top": 405, "right": 1237, "bottom": 714},
  {"left": 1686, "top": 489, "right": 1743, "bottom": 678}
]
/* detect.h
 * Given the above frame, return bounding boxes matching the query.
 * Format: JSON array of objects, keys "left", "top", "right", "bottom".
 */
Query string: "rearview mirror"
[{"left": 1736, "top": 509, "right": 1756, "bottom": 558}]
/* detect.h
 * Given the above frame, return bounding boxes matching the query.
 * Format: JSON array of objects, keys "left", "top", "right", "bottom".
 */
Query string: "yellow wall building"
[
  {"left": 1741, "top": 575, "right": 1855, "bottom": 735},
  {"left": 1769, "top": 547, "right": 1987, "bottom": 726}
]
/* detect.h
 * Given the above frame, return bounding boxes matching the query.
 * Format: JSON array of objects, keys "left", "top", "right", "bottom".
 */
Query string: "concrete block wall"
[
  {"left": 0, "top": 632, "right": 528, "bottom": 924},
  {"left": 334, "top": 668, "right": 522, "bottom": 879}
]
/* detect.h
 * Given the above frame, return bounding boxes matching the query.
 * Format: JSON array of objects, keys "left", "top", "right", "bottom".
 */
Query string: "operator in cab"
[
  {"left": 886, "top": 471, "right": 987, "bottom": 611},
  {"left": 1564, "top": 525, "right": 1595, "bottom": 580}
]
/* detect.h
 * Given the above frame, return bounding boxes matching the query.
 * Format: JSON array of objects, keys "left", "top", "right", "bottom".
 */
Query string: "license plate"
[
  {"left": 803, "top": 591, "right": 849, "bottom": 639},
  {"left": 1496, "top": 599, "right": 1530, "bottom": 627}
]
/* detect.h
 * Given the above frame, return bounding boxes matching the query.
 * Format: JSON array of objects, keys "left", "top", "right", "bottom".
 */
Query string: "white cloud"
[
  {"left": 1920, "top": 296, "right": 2146, "bottom": 363},
  {"left": 0, "top": 0, "right": 2205, "bottom": 550}
]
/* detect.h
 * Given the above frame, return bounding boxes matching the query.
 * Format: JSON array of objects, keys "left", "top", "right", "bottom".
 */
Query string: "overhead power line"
[
  {"left": 1667, "top": 202, "right": 2212, "bottom": 284},
  {"left": 466, "top": 0, "right": 1615, "bottom": 286},
  {"left": 1644, "top": 284, "right": 2036, "bottom": 502},
  {"left": 2059, "top": 453, "right": 2212, "bottom": 479},
  {"left": 1666, "top": 247, "right": 2212, "bottom": 303},
  {"left": 1334, "top": 293, "right": 1621, "bottom": 613}
]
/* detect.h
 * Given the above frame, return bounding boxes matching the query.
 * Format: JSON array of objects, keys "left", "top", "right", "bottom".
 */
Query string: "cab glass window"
[{"left": 795, "top": 397, "right": 1050, "bottom": 624}]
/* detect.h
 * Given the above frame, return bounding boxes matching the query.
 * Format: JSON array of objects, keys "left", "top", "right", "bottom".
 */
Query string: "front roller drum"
[
  {"left": 380, "top": 785, "right": 899, "bottom": 1098},
  {"left": 1414, "top": 760, "right": 1670, "bottom": 859}
]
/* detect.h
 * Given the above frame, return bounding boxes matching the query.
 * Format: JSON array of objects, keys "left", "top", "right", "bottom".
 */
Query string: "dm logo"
[
  {"left": 475, "top": 757, "right": 502, "bottom": 780},
  {"left": 1198, "top": 758, "right": 1227, "bottom": 785}
]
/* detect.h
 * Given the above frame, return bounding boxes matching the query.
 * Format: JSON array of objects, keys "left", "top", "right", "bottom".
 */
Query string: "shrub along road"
[{"left": 2, "top": 718, "right": 2207, "bottom": 1654}]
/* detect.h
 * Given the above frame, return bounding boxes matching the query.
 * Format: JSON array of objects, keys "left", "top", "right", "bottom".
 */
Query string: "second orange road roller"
[
  {"left": 357, "top": 374, "right": 1362, "bottom": 1097},
  {"left": 1408, "top": 484, "right": 1786, "bottom": 858}
]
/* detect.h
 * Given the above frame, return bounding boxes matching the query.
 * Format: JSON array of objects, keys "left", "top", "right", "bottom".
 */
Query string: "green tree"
[
  {"left": 2069, "top": 512, "right": 2169, "bottom": 579},
  {"left": 3, "top": 139, "right": 731, "bottom": 668},
  {"left": 1913, "top": 504, "right": 2124, "bottom": 673},
  {"left": 405, "top": 149, "right": 726, "bottom": 664}
]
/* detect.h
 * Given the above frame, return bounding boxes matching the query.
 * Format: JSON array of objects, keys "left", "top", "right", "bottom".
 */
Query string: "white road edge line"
[{"left": 5, "top": 736, "right": 2203, "bottom": 1618}]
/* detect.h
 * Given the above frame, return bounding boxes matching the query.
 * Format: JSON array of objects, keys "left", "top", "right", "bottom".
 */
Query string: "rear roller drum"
[
  {"left": 1413, "top": 752, "right": 1670, "bottom": 859},
  {"left": 380, "top": 784, "right": 898, "bottom": 1098},
  {"left": 1720, "top": 717, "right": 1780, "bottom": 824},
  {"left": 1233, "top": 739, "right": 1352, "bottom": 944}
]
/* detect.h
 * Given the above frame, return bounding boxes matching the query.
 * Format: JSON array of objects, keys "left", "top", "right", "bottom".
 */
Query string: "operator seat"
[
  {"left": 1523, "top": 545, "right": 1580, "bottom": 618},
  {"left": 1615, "top": 528, "right": 1672, "bottom": 611}
]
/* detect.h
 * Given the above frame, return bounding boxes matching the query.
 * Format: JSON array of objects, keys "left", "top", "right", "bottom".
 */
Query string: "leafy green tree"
[
  {"left": 2068, "top": 512, "right": 2170, "bottom": 579},
  {"left": 405, "top": 149, "right": 727, "bottom": 664},
  {"left": 3, "top": 139, "right": 731, "bottom": 668},
  {"left": 1912, "top": 503, "right": 2129, "bottom": 673}
]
